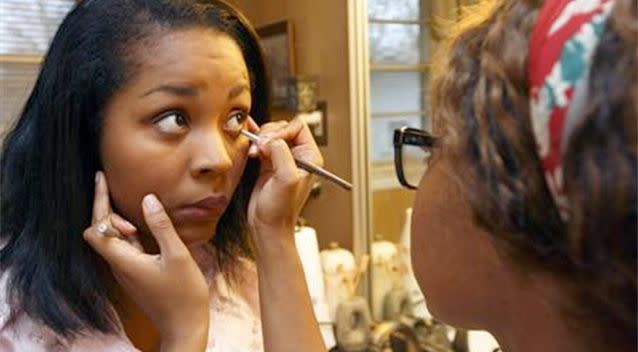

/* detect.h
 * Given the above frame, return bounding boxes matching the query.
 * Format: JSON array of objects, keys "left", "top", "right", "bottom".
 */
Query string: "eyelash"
[
  {"left": 151, "top": 109, "right": 249, "bottom": 135},
  {"left": 227, "top": 110, "right": 249, "bottom": 126},
  {"left": 151, "top": 110, "right": 189, "bottom": 134}
]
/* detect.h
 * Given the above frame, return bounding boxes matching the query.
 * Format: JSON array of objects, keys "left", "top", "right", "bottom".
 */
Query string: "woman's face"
[
  {"left": 100, "top": 28, "right": 252, "bottom": 247},
  {"left": 410, "top": 154, "right": 508, "bottom": 329}
]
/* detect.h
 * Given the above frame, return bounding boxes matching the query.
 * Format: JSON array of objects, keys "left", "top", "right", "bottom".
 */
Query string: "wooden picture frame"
[{"left": 256, "top": 20, "right": 296, "bottom": 109}]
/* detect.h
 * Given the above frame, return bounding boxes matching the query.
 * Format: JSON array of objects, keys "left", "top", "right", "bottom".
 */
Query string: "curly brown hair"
[{"left": 430, "top": 0, "right": 636, "bottom": 348}]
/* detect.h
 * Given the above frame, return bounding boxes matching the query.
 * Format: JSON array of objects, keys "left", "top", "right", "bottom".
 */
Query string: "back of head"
[
  {"left": 430, "top": 0, "right": 636, "bottom": 348},
  {"left": 0, "top": 0, "right": 268, "bottom": 338}
]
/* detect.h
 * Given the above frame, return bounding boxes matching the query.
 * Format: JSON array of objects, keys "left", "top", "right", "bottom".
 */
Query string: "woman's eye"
[
  {"left": 224, "top": 110, "right": 249, "bottom": 133},
  {"left": 154, "top": 112, "right": 189, "bottom": 134}
]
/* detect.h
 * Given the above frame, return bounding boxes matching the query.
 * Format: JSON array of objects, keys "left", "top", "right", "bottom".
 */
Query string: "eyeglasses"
[{"left": 393, "top": 126, "right": 438, "bottom": 190}]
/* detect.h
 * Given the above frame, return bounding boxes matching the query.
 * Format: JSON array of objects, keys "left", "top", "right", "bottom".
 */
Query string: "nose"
[{"left": 189, "top": 128, "right": 234, "bottom": 178}]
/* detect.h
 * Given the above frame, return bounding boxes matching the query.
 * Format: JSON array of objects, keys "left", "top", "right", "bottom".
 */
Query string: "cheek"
[
  {"left": 410, "top": 180, "right": 438, "bottom": 296},
  {"left": 98, "top": 110, "right": 189, "bottom": 222},
  {"left": 410, "top": 161, "right": 508, "bottom": 327},
  {"left": 409, "top": 161, "right": 476, "bottom": 320},
  {"left": 100, "top": 131, "right": 178, "bottom": 226},
  {"left": 226, "top": 140, "right": 250, "bottom": 187}
]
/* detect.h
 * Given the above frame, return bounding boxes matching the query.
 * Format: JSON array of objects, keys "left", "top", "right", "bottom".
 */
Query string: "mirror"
[
  {"left": 365, "top": 0, "right": 431, "bottom": 325},
  {"left": 355, "top": 1, "right": 501, "bottom": 351}
]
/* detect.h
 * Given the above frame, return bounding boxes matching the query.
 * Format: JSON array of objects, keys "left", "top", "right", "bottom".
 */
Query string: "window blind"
[{"left": 0, "top": 0, "right": 74, "bottom": 133}]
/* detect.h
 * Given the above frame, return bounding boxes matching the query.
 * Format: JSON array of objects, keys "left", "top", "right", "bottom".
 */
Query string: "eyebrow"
[
  {"left": 228, "top": 84, "right": 250, "bottom": 100},
  {"left": 140, "top": 83, "right": 250, "bottom": 99},
  {"left": 141, "top": 84, "right": 199, "bottom": 98}
]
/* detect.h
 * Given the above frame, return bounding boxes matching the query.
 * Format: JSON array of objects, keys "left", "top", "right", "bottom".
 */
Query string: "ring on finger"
[{"left": 96, "top": 222, "right": 124, "bottom": 239}]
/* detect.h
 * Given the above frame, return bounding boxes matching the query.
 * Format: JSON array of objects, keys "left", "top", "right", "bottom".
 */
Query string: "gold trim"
[
  {"left": 348, "top": 0, "right": 372, "bottom": 299},
  {"left": 0, "top": 54, "right": 43, "bottom": 64}
]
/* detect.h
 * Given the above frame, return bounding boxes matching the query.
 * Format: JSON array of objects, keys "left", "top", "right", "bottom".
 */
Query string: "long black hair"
[{"left": 0, "top": 0, "right": 270, "bottom": 338}]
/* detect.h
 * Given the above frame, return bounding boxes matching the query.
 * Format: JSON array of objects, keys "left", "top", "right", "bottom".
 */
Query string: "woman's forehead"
[{"left": 121, "top": 28, "right": 250, "bottom": 94}]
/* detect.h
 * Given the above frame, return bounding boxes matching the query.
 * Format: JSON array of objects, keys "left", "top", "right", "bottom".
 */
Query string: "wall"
[
  {"left": 372, "top": 188, "right": 415, "bottom": 243},
  {"left": 230, "top": 0, "right": 354, "bottom": 250}
]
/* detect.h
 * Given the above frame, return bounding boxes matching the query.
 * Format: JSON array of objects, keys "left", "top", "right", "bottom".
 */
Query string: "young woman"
[{"left": 0, "top": 0, "right": 323, "bottom": 351}]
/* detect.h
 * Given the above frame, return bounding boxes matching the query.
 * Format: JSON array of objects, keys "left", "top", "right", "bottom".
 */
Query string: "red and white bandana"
[{"left": 528, "top": 0, "right": 616, "bottom": 217}]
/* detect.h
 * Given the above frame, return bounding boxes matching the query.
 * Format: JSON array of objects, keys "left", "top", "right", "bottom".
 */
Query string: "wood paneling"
[
  {"left": 232, "top": 0, "right": 354, "bottom": 251},
  {"left": 372, "top": 188, "right": 415, "bottom": 243}
]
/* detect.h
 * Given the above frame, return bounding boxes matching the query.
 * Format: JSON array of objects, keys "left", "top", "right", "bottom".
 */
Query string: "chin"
[
  {"left": 173, "top": 221, "right": 217, "bottom": 246},
  {"left": 413, "top": 268, "right": 465, "bottom": 327},
  {"left": 418, "top": 281, "right": 488, "bottom": 330}
]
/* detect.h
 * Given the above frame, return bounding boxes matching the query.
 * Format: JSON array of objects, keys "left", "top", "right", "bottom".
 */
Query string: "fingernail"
[
  {"left": 111, "top": 215, "right": 132, "bottom": 232},
  {"left": 143, "top": 194, "right": 162, "bottom": 213},
  {"left": 95, "top": 172, "right": 101, "bottom": 184},
  {"left": 123, "top": 219, "right": 137, "bottom": 232}
]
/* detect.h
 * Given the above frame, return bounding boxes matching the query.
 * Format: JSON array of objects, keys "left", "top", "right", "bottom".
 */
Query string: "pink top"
[{"left": 0, "top": 243, "right": 263, "bottom": 352}]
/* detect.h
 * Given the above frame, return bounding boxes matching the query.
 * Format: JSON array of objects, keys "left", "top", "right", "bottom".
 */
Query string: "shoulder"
[
  {"left": 0, "top": 270, "right": 13, "bottom": 329},
  {"left": 0, "top": 270, "right": 139, "bottom": 352},
  {"left": 0, "top": 269, "right": 61, "bottom": 351}
]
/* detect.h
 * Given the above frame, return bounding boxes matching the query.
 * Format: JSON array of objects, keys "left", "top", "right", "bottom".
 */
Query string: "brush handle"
[
  {"left": 294, "top": 158, "right": 352, "bottom": 190},
  {"left": 241, "top": 130, "right": 353, "bottom": 190}
]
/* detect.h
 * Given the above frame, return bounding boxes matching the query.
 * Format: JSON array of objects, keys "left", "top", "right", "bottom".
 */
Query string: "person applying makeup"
[{"left": 0, "top": 0, "right": 323, "bottom": 351}]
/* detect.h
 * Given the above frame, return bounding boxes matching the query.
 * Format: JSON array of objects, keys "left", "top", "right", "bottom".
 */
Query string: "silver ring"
[
  {"left": 97, "top": 223, "right": 109, "bottom": 235},
  {"left": 96, "top": 222, "right": 123, "bottom": 239}
]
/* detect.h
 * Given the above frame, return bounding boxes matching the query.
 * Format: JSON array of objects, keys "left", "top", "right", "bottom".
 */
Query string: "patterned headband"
[{"left": 528, "top": 0, "right": 616, "bottom": 218}]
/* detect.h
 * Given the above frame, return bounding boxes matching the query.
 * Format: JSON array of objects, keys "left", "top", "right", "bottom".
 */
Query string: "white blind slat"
[{"left": 0, "top": 0, "right": 73, "bottom": 134}]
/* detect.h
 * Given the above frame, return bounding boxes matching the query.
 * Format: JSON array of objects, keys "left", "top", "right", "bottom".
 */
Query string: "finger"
[
  {"left": 248, "top": 145, "right": 259, "bottom": 158},
  {"left": 247, "top": 117, "right": 262, "bottom": 157},
  {"left": 95, "top": 220, "right": 124, "bottom": 239},
  {"left": 247, "top": 116, "right": 260, "bottom": 132},
  {"left": 248, "top": 138, "right": 260, "bottom": 158},
  {"left": 141, "top": 194, "right": 188, "bottom": 258},
  {"left": 257, "top": 117, "right": 323, "bottom": 167},
  {"left": 257, "top": 121, "right": 289, "bottom": 139},
  {"left": 83, "top": 223, "right": 145, "bottom": 272},
  {"left": 264, "top": 139, "right": 301, "bottom": 186},
  {"left": 111, "top": 213, "right": 137, "bottom": 237},
  {"left": 92, "top": 171, "right": 113, "bottom": 224},
  {"left": 125, "top": 234, "right": 145, "bottom": 252},
  {"left": 261, "top": 116, "right": 312, "bottom": 145},
  {"left": 248, "top": 144, "right": 259, "bottom": 158}
]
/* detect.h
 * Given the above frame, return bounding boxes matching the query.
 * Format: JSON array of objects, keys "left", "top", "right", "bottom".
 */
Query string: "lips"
[{"left": 170, "top": 196, "right": 229, "bottom": 223}]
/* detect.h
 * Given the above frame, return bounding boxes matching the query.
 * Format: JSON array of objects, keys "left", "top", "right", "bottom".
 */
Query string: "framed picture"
[
  {"left": 256, "top": 20, "right": 296, "bottom": 109},
  {"left": 311, "top": 100, "right": 328, "bottom": 145}
]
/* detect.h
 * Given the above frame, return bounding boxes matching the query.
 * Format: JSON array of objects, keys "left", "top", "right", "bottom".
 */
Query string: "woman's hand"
[
  {"left": 83, "top": 172, "right": 209, "bottom": 351},
  {"left": 245, "top": 118, "right": 328, "bottom": 352},
  {"left": 246, "top": 116, "right": 324, "bottom": 240}
]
